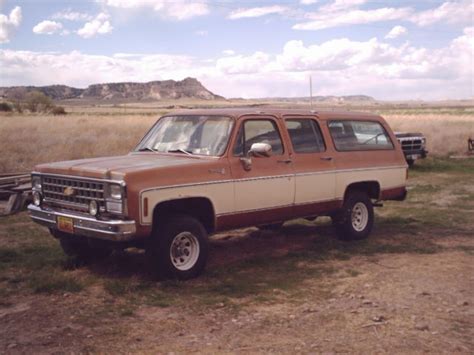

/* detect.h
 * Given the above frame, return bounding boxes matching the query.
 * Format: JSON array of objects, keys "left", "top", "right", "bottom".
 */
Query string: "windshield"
[{"left": 135, "top": 115, "right": 234, "bottom": 156}]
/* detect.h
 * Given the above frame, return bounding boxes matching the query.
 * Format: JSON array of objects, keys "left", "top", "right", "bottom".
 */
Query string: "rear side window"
[
  {"left": 286, "top": 119, "right": 326, "bottom": 153},
  {"left": 328, "top": 120, "right": 394, "bottom": 151},
  {"left": 233, "top": 119, "right": 284, "bottom": 156}
]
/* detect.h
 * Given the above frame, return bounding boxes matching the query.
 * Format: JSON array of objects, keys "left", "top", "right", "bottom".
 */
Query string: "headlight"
[
  {"left": 32, "top": 175, "right": 42, "bottom": 190},
  {"left": 89, "top": 200, "right": 99, "bottom": 216},
  {"left": 105, "top": 182, "right": 127, "bottom": 215},
  {"left": 33, "top": 191, "right": 42, "bottom": 206},
  {"left": 108, "top": 184, "right": 123, "bottom": 200}
]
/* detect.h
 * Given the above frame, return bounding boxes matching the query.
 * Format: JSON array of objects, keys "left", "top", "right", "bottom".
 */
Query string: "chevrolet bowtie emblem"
[{"left": 63, "top": 186, "right": 76, "bottom": 196}]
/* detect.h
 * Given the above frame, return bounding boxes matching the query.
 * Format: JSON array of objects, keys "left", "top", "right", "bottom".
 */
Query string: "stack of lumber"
[{"left": 0, "top": 173, "right": 31, "bottom": 216}]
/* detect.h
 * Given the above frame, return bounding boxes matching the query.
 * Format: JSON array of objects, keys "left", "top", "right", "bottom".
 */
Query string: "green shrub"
[
  {"left": 51, "top": 106, "right": 67, "bottom": 115},
  {"left": 25, "top": 91, "right": 53, "bottom": 113},
  {"left": 0, "top": 102, "right": 12, "bottom": 112}
]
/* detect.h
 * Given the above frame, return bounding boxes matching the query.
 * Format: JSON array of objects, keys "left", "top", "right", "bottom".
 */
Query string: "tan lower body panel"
[{"left": 140, "top": 166, "right": 407, "bottom": 227}]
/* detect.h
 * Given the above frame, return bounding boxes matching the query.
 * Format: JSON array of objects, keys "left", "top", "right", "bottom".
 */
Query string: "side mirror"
[
  {"left": 240, "top": 143, "right": 272, "bottom": 171},
  {"left": 248, "top": 143, "right": 272, "bottom": 157}
]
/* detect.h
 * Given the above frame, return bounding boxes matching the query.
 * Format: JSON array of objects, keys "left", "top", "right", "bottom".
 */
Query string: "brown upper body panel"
[{"left": 35, "top": 108, "right": 404, "bottom": 180}]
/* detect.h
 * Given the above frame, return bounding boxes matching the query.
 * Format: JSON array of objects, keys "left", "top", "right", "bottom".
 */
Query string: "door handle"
[
  {"left": 277, "top": 159, "right": 292, "bottom": 164},
  {"left": 320, "top": 157, "right": 333, "bottom": 161}
]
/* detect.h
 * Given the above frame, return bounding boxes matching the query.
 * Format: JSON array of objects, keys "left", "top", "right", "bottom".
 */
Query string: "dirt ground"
[
  {"left": 1, "top": 236, "right": 473, "bottom": 354},
  {"left": 1, "top": 159, "right": 473, "bottom": 354}
]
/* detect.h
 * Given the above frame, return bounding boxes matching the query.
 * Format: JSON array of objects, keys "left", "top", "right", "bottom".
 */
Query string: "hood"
[
  {"left": 394, "top": 132, "right": 425, "bottom": 138},
  {"left": 34, "top": 153, "right": 211, "bottom": 180}
]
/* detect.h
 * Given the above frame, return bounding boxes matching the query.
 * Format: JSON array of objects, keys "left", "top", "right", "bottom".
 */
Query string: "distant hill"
[
  {"left": 259, "top": 95, "right": 376, "bottom": 103},
  {"left": 0, "top": 77, "right": 223, "bottom": 101},
  {"left": 0, "top": 78, "right": 377, "bottom": 103}
]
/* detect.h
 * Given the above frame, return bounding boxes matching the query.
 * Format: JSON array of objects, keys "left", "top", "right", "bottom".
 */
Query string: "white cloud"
[
  {"left": 51, "top": 10, "right": 93, "bottom": 21},
  {"left": 228, "top": 6, "right": 288, "bottom": 20},
  {"left": 294, "top": 6, "right": 412, "bottom": 30},
  {"left": 222, "top": 49, "right": 235, "bottom": 56},
  {"left": 1, "top": 28, "right": 472, "bottom": 100},
  {"left": 385, "top": 25, "right": 407, "bottom": 39},
  {"left": 411, "top": 0, "right": 473, "bottom": 26},
  {"left": 319, "top": 0, "right": 367, "bottom": 12},
  {"left": 166, "top": 2, "right": 209, "bottom": 20},
  {"left": 195, "top": 30, "right": 208, "bottom": 36},
  {"left": 300, "top": 0, "right": 318, "bottom": 5},
  {"left": 102, "top": 0, "right": 209, "bottom": 20},
  {"left": 33, "top": 20, "right": 63, "bottom": 35},
  {"left": 0, "top": 6, "right": 21, "bottom": 43},
  {"left": 0, "top": 49, "right": 196, "bottom": 88},
  {"left": 216, "top": 52, "right": 270, "bottom": 74},
  {"left": 77, "top": 13, "right": 113, "bottom": 38},
  {"left": 294, "top": 0, "right": 473, "bottom": 31}
]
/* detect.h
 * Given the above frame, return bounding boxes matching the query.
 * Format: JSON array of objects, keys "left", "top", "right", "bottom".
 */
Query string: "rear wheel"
[
  {"left": 407, "top": 159, "right": 415, "bottom": 167},
  {"left": 333, "top": 191, "right": 374, "bottom": 241},
  {"left": 146, "top": 215, "right": 208, "bottom": 280}
]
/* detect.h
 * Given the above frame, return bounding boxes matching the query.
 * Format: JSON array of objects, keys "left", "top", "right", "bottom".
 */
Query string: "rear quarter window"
[
  {"left": 328, "top": 120, "right": 394, "bottom": 151},
  {"left": 286, "top": 119, "right": 326, "bottom": 153}
]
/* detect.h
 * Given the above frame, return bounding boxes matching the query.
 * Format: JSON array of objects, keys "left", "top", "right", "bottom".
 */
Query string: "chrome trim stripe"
[
  {"left": 140, "top": 179, "right": 234, "bottom": 193},
  {"left": 140, "top": 165, "right": 406, "bottom": 193},
  {"left": 334, "top": 165, "right": 406, "bottom": 173}
]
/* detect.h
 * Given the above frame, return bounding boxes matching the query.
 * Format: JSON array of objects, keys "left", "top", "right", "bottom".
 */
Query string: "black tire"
[
  {"left": 258, "top": 222, "right": 284, "bottom": 231},
  {"left": 333, "top": 191, "right": 374, "bottom": 241},
  {"left": 407, "top": 159, "right": 415, "bottom": 167},
  {"left": 146, "top": 215, "right": 208, "bottom": 280}
]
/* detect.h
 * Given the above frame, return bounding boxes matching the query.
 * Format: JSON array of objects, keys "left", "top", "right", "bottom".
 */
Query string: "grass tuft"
[{"left": 28, "top": 272, "right": 84, "bottom": 294}]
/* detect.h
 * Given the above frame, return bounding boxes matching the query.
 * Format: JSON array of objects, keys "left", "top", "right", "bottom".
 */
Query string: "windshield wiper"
[
  {"left": 167, "top": 148, "right": 194, "bottom": 156},
  {"left": 138, "top": 147, "right": 157, "bottom": 152}
]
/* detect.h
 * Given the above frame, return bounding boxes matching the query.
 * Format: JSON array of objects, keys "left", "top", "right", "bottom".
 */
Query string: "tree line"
[{"left": 0, "top": 90, "right": 66, "bottom": 115}]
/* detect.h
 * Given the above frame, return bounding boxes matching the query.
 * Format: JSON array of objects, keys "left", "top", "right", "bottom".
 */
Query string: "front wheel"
[
  {"left": 333, "top": 191, "right": 374, "bottom": 241},
  {"left": 146, "top": 215, "right": 208, "bottom": 280}
]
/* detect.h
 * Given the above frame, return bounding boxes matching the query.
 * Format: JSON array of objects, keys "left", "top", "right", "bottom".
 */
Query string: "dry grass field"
[
  {"left": 385, "top": 115, "right": 474, "bottom": 157},
  {"left": 0, "top": 100, "right": 473, "bottom": 173}
]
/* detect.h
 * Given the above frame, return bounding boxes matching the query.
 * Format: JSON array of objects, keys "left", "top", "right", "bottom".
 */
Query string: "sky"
[{"left": 0, "top": 0, "right": 473, "bottom": 100}]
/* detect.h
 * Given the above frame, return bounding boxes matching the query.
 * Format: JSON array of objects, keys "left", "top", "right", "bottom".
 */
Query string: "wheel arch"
[
  {"left": 343, "top": 180, "right": 381, "bottom": 201},
  {"left": 152, "top": 197, "right": 216, "bottom": 234}
]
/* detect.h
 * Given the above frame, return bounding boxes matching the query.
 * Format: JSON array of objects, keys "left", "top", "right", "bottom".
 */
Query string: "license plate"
[
  {"left": 407, "top": 154, "right": 419, "bottom": 160},
  {"left": 57, "top": 216, "right": 74, "bottom": 233}
]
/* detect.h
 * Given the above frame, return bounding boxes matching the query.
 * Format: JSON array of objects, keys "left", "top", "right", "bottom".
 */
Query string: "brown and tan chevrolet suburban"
[{"left": 29, "top": 109, "right": 408, "bottom": 279}]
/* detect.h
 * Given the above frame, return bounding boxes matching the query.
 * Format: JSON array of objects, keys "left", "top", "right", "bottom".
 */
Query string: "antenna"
[{"left": 309, "top": 75, "right": 313, "bottom": 109}]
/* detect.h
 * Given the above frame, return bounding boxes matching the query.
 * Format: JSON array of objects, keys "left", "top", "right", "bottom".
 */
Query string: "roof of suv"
[{"left": 168, "top": 108, "right": 381, "bottom": 120}]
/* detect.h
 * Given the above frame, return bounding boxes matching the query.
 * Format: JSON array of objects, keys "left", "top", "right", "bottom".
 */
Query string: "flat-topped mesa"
[
  {"left": 80, "top": 77, "right": 223, "bottom": 100},
  {"left": 0, "top": 77, "right": 223, "bottom": 101}
]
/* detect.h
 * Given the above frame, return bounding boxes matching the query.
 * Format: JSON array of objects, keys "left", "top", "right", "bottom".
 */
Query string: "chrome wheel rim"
[
  {"left": 170, "top": 232, "right": 200, "bottom": 271},
  {"left": 351, "top": 202, "right": 369, "bottom": 232}
]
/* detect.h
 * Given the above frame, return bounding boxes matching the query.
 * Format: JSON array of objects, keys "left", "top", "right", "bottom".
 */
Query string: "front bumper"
[
  {"left": 403, "top": 149, "right": 428, "bottom": 160},
  {"left": 28, "top": 204, "right": 137, "bottom": 242}
]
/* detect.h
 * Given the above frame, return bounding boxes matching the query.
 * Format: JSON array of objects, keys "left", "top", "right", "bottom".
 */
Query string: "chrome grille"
[
  {"left": 42, "top": 176, "right": 105, "bottom": 211},
  {"left": 400, "top": 139, "right": 422, "bottom": 152}
]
